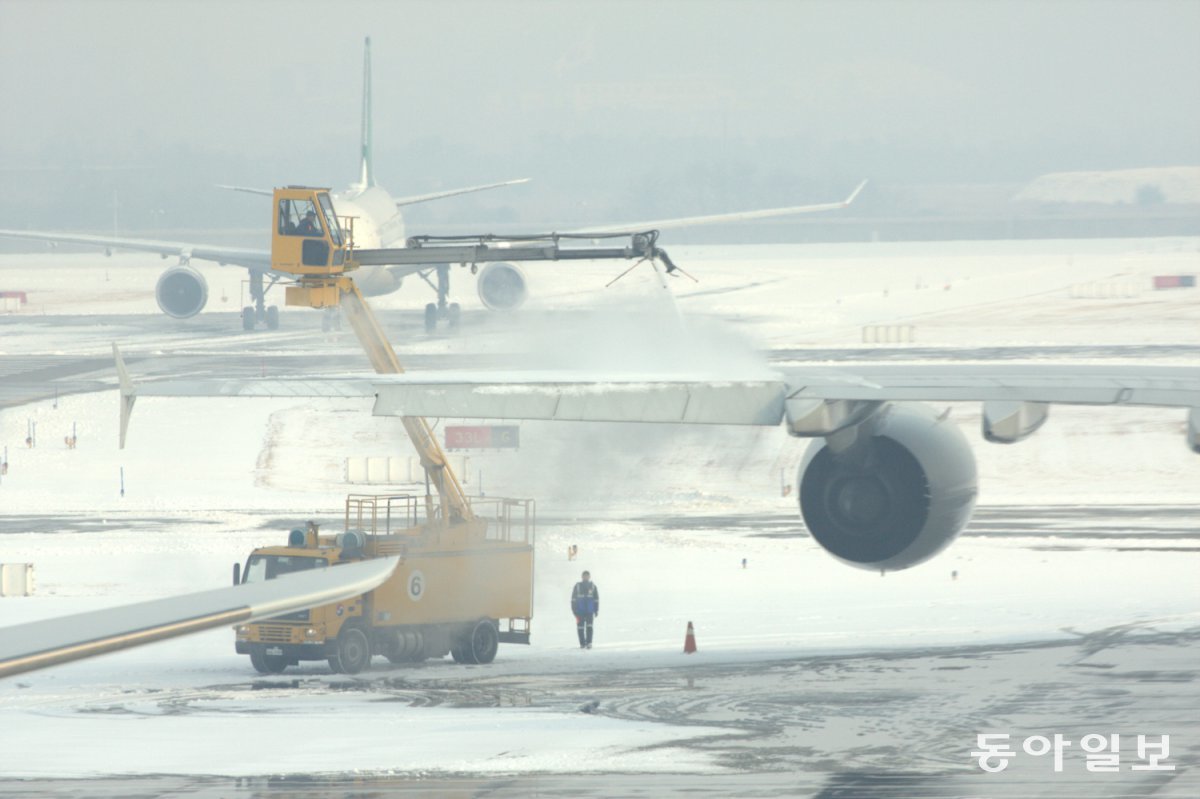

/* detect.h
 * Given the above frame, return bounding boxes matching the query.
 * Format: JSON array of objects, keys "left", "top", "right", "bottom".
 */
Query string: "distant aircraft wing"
[
  {"left": 572, "top": 179, "right": 867, "bottom": 235},
  {"left": 216, "top": 178, "right": 533, "bottom": 207},
  {"left": 392, "top": 178, "right": 531, "bottom": 208},
  {"left": 0, "top": 228, "right": 272, "bottom": 271},
  {"left": 0, "top": 557, "right": 398, "bottom": 679},
  {"left": 215, "top": 184, "right": 274, "bottom": 197}
]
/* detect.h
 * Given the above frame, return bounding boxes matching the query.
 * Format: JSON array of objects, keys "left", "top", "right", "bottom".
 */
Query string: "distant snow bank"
[{"left": 1014, "top": 167, "right": 1200, "bottom": 205}]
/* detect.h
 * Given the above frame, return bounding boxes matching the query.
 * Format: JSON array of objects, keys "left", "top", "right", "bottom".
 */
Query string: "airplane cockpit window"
[
  {"left": 278, "top": 198, "right": 323, "bottom": 237},
  {"left": 243, "top": 554, "right": 327, "bottom": 583}
]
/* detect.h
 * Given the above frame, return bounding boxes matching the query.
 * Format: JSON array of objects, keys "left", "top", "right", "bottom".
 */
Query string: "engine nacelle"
[
  {"left": 354, "top": 265, "right": 403, "bottom": 297},
  {"left": 476, "top": 262, "right": 527, "bottom": 311},
  {"left": 155, "top": 265, "right": 208, "bottom": 319},
  {"left": 798, "top": 402, "right": 978, "bottom": 571}
]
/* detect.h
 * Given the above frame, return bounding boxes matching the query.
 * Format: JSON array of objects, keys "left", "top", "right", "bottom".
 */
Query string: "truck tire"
[
  {"left": 461, "top": 618, "right": 499, "bottom": 665},
  {"left": 332, "top": 626, "right": 371, "bottom": 675},
  {"left": 250, "top": 649, "right": 288, "bottom": 674}
]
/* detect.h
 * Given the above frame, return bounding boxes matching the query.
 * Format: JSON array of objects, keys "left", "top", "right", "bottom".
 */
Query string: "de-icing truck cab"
[{"left": 234, "top": 493, "right": 534, "bottom": 674}]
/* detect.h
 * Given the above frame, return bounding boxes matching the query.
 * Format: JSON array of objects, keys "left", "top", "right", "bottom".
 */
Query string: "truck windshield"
[
  {"left": 317, "top": 193, "right": 343, "bottom": 246},
  {"left": 243, "top": 554, "right": 327, "bottom": 583}
]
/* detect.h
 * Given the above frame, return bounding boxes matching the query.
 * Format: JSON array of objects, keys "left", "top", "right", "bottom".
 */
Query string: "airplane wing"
[
  {"left": 215, "top": 184, "right": 274, "bottom": 197},
  {"left": 0, "top": 557, "right": 398, "bottom": 679},
  {"left": 780, "top": 363, "right": 1200, "bottom": 407},
  {"left": 117, "top": 363, "right": 1200, "bottom": 420},
  {"left": 360, "top": 365, "right": 1200, "bottom": 450},
  {"left": 0, "top": 228, "right": 272, "bottom": 271},
  {"left": 216, "top": 179, "right": 533, "bottom": 208},
  {"left": 369, "top": 373, "right": 789, "bottom": 425},
  {"left": 392, "top": 178, "right": 532, "bottom": 208},
  {"left": 572, "top": 180, "right": 867, "bottom": 235}
]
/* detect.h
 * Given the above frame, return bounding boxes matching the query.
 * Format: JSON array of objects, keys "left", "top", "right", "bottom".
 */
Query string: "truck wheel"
[
  {"left": 465, "top": 618, "right": 499, "bottom": 665},
  {"left": 333, "top": 626, "right": 371, "bottom": 675},
  {"left": 250, "top": 649, "right": 287, "bottom": 674}
]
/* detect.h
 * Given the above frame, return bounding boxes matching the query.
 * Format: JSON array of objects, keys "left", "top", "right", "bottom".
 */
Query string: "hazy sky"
[{"left": 2, "top": 0, "right": 1198, "bottom": 228}]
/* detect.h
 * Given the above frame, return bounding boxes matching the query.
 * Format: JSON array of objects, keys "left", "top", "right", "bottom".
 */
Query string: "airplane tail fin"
[{"left": 358, "top": 36, "right": 375, "bottom": 189}]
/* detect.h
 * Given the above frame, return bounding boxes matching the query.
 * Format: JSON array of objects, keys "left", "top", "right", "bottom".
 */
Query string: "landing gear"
[
  {"left": 240, "top": 271, "right": 284, "bottom": 332},
  {"left": 421, "top": 264, "right": 463, "bottom": 333}
]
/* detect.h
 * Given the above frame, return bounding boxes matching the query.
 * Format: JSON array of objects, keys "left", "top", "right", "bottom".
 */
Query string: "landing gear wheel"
[
  {"left": 265, "top": 305, "right": 279, "bottom": 330},
  {"left": 250, "top": 649, "right": 288, "bottom": 674},
  {"left": 447, "top": 303, "right": 462, "bottom": 330},
  {"left": 241, "top": 306, "right": 255, "bottom": 332},
  {"left": 424, "top": 303, "right": 438, "bottom": 333},
  {"left": 332, "top": 626, "right": 371, "bottom": 675}
]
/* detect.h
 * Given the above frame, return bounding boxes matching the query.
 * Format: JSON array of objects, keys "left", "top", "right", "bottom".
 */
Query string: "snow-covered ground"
[{"left": 0, "top": 239, "right": 1197, "bottom": 791}]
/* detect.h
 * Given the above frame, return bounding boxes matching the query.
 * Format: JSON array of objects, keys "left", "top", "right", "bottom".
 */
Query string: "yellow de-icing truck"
[
  {"left": 231, "top": 186, "right": 546, "bottom": 674},
  {"left": 235, "top": 494, "right": 534, "bottom": 674}
]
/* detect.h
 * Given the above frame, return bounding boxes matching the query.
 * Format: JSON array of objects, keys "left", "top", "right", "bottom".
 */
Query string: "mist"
[{"left": 2, "top": 0, "right": 1197, "bottom": 236}]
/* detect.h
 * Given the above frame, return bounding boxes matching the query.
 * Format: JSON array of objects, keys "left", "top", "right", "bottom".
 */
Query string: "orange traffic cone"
[{"left": 683, "top": 621, "right": 697, "bottom": 654}]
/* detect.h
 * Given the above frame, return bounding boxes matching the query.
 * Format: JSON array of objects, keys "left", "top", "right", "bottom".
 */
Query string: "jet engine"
[
  {"left": 155, "top": 265, "right": 208, "bottom": 319},
  {"left": 797, "top": 402, "right": 978, "bottom": 571},
  {"left": 476, "top": 262, "right": 527, "bottom": 311}
]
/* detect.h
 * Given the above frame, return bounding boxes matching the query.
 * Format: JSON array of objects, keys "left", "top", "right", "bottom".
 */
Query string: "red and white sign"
[{"left": 445, "top": 425, "right": 520, "bottom": 449}]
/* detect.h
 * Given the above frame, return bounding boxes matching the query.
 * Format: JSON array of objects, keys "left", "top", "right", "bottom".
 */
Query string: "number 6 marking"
[{"left": 408, "top": 570, "right": 425, "bottom": 601}]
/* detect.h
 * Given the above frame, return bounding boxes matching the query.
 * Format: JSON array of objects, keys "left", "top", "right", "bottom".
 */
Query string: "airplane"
[{"left": 0, "top": 38, "right": 867, "bottom": 334}]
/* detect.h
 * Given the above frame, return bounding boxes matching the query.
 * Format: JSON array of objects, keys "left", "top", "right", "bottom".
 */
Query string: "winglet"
[
  {"left": 842, "top": 179, "right": 868, "bottom": 207},
  {"left": 113, "top": 343, "right": 136, "bottom": 450}
]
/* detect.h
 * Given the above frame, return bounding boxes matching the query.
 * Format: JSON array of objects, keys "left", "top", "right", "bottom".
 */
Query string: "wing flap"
[
  {"left": 132, "top": 378, "right": 378, "bottom": 399},
  {"left": 0, "top": 557, "right": 398, "bottom": 679},
  {"left": 784, "top": 364, "right": 1200, "bottom": 408},
  {"left": 372, "top": 379, "right": 787, "bottom": 425}
]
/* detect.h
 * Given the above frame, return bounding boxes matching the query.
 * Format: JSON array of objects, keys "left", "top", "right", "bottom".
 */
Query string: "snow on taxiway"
[{"left": 0, "top": 238, "right": 1197, "bottom": 780}]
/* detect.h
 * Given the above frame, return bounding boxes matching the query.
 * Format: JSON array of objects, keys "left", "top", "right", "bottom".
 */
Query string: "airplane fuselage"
[{"left": 331, "top": 184, "right": 406, "bottom": 249}]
